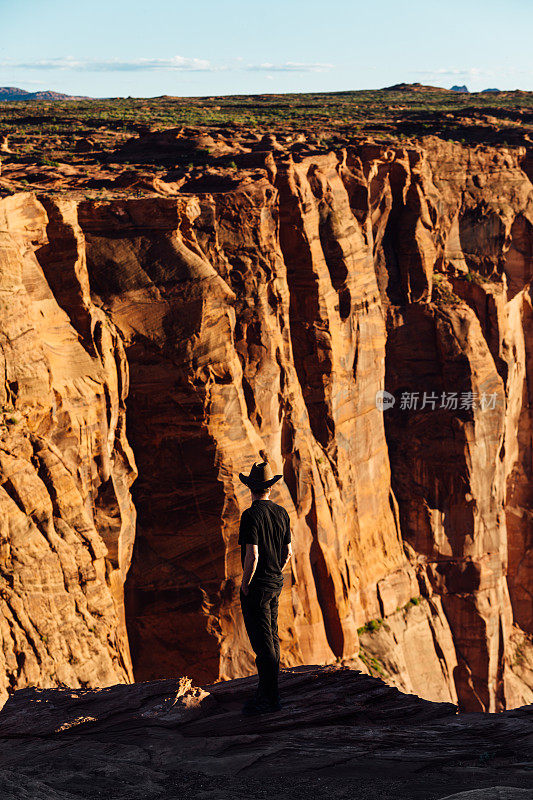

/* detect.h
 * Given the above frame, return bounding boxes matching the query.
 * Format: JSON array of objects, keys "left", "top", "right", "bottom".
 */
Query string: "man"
[{"left": 238, "top": 460, "right": 292, "bottom": 716}]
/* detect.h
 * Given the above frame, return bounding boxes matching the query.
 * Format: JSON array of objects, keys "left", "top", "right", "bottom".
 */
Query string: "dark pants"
[{"left": 240, "top": 584, "right": 282, "bottom": 702}]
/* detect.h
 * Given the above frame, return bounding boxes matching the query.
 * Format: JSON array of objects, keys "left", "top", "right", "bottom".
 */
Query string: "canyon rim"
[{"left": 0, "top": 104, "right": 532, "bottom": 714}]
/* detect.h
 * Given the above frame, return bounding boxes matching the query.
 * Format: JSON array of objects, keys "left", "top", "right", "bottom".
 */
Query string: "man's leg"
[
  {"left": 240, "top": 587, "right": 278, "bottom": 704},
  {"left": 240, "top": 588, "right": 263, "bottom": 698},
  {"left": 253, "top": 588, "right": 280, "bottom": 703},
  {"left": 269, "top": 586, "right": 282, "bottom": 701}
]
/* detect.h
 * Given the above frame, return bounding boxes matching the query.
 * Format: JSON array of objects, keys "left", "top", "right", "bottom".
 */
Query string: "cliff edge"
[{"left": 0, "top": 665, "right": 531, "bottom": 800}]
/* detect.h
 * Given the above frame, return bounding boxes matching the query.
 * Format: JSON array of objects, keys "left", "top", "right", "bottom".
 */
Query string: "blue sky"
[{"left": 1, "top": 0, "right": 531, "bottom": 97}]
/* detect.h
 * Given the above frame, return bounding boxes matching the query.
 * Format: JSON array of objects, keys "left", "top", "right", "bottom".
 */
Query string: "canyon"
[{"left": 0, "top": 122, "right": 532, "bottom": 714}]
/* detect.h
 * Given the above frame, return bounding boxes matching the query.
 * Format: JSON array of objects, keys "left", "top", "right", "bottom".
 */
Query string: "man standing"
[{"left": 238, "top": 461, "right": 292, "bottom": 716}]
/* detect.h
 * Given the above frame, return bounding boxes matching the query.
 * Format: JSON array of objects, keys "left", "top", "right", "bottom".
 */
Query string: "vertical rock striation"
[
  {"left": 354, "top": 138, "right": 533, "bottom": 710},
  {"left": 0, "top": 135, "right": 532, "bottom": 711},
  {"left": 0, "top": 193, "right": 136, "bottom": 706}
]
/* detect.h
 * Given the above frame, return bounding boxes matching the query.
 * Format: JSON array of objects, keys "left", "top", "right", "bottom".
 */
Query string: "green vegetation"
[
  {"left": 358, "top": 648, "right": 387, "bottom": 678},
  {"left": 0, "top": 87, "right": 530, "bottom": 169},
  {"left": 432, "top": 274, "right": 463, "bottom": 307},
  {"left": 511, "top": 635, "right": 531, "bottom": 668},
  {"left": 0, "top": 88, "right": 529, "bottom": 205},
  {"left": 396, "top": 596, "right": 422, "bottom": 612},
  {"left": 357, "top": 617, "right": 384, "bottom": 635},
  {"left": 0, "top": 404, "right": 21, "bottom": 428},
  {"left": 36, "top": 156, "right": 60, "bottom": 167},
  {"left": 463, "top": 268, "right": 488, "bottom": 285}
]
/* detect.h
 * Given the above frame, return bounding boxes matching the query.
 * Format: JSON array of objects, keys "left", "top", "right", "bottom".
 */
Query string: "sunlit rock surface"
[
  {"left": 0, "top": 194, "right": 136, "bottom": 707},
  {"left": 0, "top": 135, "right": 532, "bottom": 711}
]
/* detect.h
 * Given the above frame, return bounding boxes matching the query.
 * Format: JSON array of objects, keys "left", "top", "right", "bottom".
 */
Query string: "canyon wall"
[
  {"left": 0, "top": 194, "right": 136, "bottom": 707},
  {"left": 0, "top": 136, "right": 532, "bottom": 710}
]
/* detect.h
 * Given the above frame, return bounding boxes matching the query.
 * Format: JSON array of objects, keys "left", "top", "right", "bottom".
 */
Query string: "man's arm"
[
  {"left": 241, "top": 543, "right": 259, "bottom": 595},
  {"left": 280, "top": 510, "right": 292, "bottom": 572},
  {"left": 280, "top": 541, "right": 292, "bottom": 572}
]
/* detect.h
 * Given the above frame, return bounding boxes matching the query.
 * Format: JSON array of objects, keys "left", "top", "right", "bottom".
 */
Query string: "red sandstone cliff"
[
  {"left": 0, "top": 194, "right": 136, "bottom": 706},
  {"left": 0, "top": 136, "right": 532, "bottom": 711}
]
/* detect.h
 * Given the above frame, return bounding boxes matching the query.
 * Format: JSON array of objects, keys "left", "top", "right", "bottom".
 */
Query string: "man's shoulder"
[
  {"left": 264, "top": 500, "right": 290, "bottom": 520},
  {"left": 241, "top": 503, "right": 265, "bottom": 521},
  {"left": 270, "top": 499, "right": 289, "bottom": 514},
  {"left": 240, "top": 506, "right": 258, "bottom": 525},
  {"left": 245, "top": 500, "right": 289, "bottom": 520}
]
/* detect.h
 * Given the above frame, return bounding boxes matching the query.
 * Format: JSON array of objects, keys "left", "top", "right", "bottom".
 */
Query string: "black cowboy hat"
[{"left": 239, "top": 461, "right": 283, "bottom": 491}]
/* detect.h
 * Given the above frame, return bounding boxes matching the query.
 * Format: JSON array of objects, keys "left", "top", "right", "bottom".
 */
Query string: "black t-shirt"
[{"left": 238, "top": 499, "right": 291, "bottom": 590}]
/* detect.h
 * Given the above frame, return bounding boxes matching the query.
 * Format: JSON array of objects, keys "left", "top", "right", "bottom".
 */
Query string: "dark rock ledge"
[{"left": 0, "top": 665, "right": 531, "bottom": 800}]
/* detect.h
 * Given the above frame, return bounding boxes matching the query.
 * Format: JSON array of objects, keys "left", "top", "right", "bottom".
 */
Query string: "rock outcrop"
[
  {"left": 0, "top": 665, "right": 531, "bottom": 800},
  {"left": 0, "top": 193, "right": 136, "bottom": 707},
  {"left": 0, "top": 134, "right": 532, "bottom": 712}
]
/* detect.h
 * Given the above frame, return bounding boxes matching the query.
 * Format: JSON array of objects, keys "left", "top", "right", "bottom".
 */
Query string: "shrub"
[
  {"left": 403, "top": 596, "right": 422, "bottom": 612},
  {"left": 358, "top": 649, "right": 387, "bottom": 678},
  {"left": 357, "top": 617, "right": 384, "bottom": 635},
  {"left": 463, "top": 269, "right": 487, "bottom": 285}
]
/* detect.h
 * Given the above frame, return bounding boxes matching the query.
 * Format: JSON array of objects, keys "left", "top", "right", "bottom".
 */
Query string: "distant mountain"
[
  {"left": 450, "top": 85, "right": 469, "bottom": 92},
  {"left": 381, "top": 82, "right": 450, "bottom": 93},
  {"left": 481, "top": 88, "right": 501, "bottom": 93},
  {"left": 0, "top": 87, "right": 88, "bottom": 102}
]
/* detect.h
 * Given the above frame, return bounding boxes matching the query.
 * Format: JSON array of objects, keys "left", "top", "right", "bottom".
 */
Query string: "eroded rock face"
[
  {"left": 72, "top": 178, "right": 423, "bottom": 692},
  {"left": 0, "top": 193, "right": 136, "bottom": 706},
  {"left": 0, "top": 135, "right": 532, "bottom": 713},
  {"left": 356, "top": 138, "right": 533, "bottom": 710}
]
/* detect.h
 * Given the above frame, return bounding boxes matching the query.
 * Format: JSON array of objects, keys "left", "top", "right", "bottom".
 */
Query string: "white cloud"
[
  {"left": 247, "top": 61, "right": 334, "bottom": 73},
  {"left": 0, "top": 56, "right": 216, "bottom": 72},
  {"left": 0, "top": 56, "right": 335, "bottom": 74},
  {"left": 415, "top": 68, "right": 495, "bottom": 78}
]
